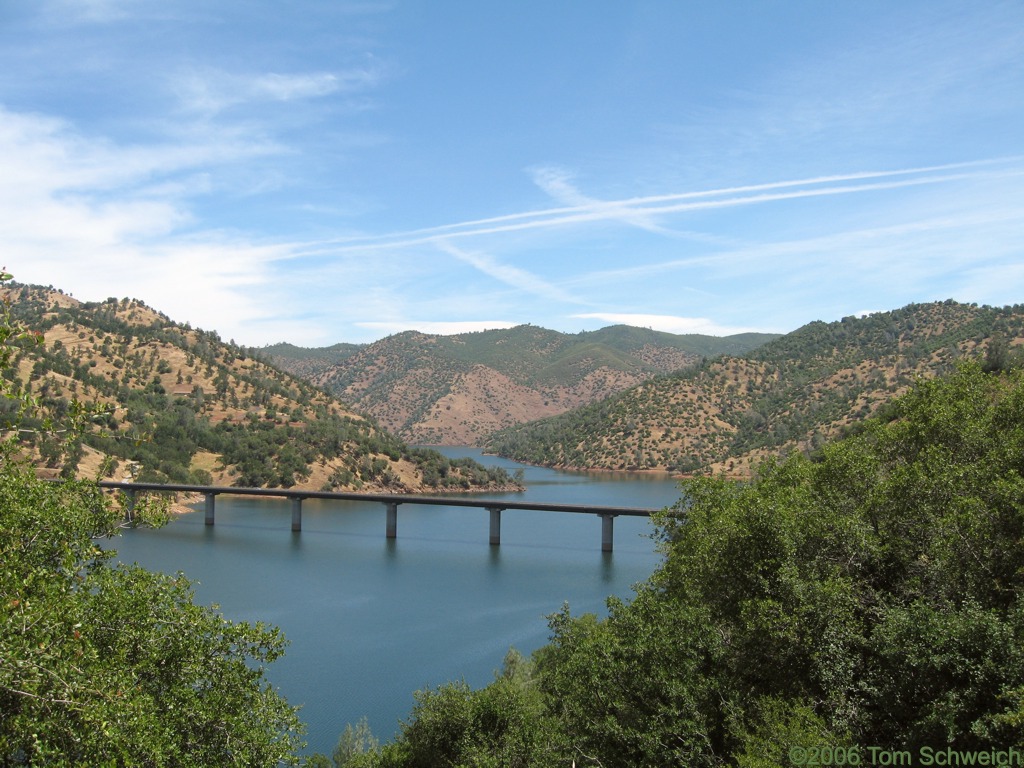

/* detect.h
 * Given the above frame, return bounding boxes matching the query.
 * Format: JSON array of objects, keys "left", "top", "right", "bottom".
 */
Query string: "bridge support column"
[
  {"left": 487, "top": 507, "right": 504, "bottom": 546},
  {"left": 123, "top": 489, "right": 136, "bottom": 523},
  {"left": 600, "top": 514, "right": 616, "bottom": 553},
  {"left": 291, "top": 497, "right": 302, "bottom": 532},
  {"left": 386, "top": 502, "right": 399, "bottom": 539},
  {"left": 204, "top": 493, "right": 216, "bottom": 526}
]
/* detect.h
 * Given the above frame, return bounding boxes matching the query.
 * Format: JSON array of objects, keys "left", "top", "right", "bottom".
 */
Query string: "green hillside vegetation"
[
  {"left": 322, "top": 361, "right": 1024, "bottom": 766},
  {"left": 276, "top": 324, "right": 778, "bottom": 445},
  {"left": 260, "top": 341, "right": 362, "bottom": 379},
  {"left": 0, "top": 283, "right": 518, "bottom": 493},
  {"left": 0, "top": 276, "right": 304, "bottom": 765},
  {"left": 306, "top": 324, "right": 780, "bottom": 390},
  {"left": 584, "top": 324, "right": 783, "bottom": 358},
  {"left": 485, "top": 301, "right": 1024, "bottom": 475}
]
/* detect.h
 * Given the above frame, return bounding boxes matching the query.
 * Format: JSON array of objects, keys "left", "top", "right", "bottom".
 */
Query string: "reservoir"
[{"left": 111, "top": 449, "right": 683, "bottom": 757}]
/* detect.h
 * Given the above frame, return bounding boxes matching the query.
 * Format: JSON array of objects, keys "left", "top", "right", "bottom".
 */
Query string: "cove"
[{"left": 111, "top": 448, "right": 683, "bottom": 757}]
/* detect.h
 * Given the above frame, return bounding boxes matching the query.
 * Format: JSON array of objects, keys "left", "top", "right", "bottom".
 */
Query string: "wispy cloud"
[
  {"left": 172, "top": 67, "right": 382, "bottom": 116},
  {"left": 298, "top": 157, "right": 1023, "bottom": 256},
  {"left": 529, "top": 164, "right": 694, "bottom": 240},
  {"left": 0, "top": 105, "right": 294, "bottom": 341},
  {"left": 436, "top": 242, "right": 580, "bottom": 304},
  {"left": 48, "top": 0, "right": 146, "bottom": 24},
  {"left": 574, "top": 203, "right": 1024, "bottom": 299}
]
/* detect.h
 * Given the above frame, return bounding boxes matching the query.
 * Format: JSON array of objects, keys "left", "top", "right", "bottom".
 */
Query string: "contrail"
[{"left": 287, "top": 156, "right": 1023, "bottom": 256}]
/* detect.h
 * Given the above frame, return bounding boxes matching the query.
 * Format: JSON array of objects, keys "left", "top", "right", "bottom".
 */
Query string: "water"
[{"left": 110, "top": 449, "right": 683, "bottom": 756}]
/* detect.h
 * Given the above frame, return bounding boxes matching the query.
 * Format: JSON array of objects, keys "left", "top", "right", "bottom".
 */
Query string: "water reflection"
[{"left": 112, "top": 451, "right": 681, "bottom": 756}]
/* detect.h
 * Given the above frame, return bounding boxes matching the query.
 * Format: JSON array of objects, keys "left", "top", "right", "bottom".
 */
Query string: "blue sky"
[{"left": 1, "top": 1, "right": 1022, "bottom": 347}]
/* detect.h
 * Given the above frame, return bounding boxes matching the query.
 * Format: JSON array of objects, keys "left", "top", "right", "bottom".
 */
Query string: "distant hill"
[
  {"left": 266, "top": 325, "right": 779, "bottom": 445},
  {"left": 0, "top": 284, "right": 519, "bottom": 493},
  {"left": 483, "top": 301, "right": 1024, "bottom": 476},
  {"left": 260, "top": 341, "right": 361, "bottom": 379}
]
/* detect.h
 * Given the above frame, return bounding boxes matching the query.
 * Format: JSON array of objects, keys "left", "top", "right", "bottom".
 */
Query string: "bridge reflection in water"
[{"left": 101, "top": 481, "right": 660, "bottom": 552}]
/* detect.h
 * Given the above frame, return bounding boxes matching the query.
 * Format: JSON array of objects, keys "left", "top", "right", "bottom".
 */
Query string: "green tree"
[
  {"left": 332, "top": 717, "right": 379, "bottom": 767},
  {"left": 354, "top": 361, "right": 1024, "bottom": 765},
  {"left": 344, "top": 649, "right": 557, "bottom": 768},
  {"left": 0, "top": 272, "right": 305, "bottom": 765}
]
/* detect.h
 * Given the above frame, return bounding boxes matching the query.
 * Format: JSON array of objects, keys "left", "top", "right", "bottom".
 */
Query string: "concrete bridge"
[{"left": 100, "top": 481, "right": 661, "bottom": 552}]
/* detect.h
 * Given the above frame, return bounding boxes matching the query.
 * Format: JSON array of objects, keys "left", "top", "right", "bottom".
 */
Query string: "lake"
[{"left": 110, "top": 449, "right": 684, "bottom": 757}]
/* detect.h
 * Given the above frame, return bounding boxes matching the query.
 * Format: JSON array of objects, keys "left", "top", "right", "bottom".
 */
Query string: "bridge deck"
[{"left": 100, "top": 481, "right": 663, "bottom": 552}]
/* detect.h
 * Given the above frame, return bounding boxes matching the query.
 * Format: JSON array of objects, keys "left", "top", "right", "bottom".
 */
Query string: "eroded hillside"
[
  {"left": 485, "top": 301, "right": 1024, "bottom": 477},
  {"left": 269, "top": 324, "right": 778, "bottom": 444}
]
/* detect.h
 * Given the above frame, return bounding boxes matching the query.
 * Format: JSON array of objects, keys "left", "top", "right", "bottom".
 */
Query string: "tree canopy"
[
  {"left": 0, "top": 272, "right": 305, "bottom": 766},
  {"left": 335, "top": 361, "right": 1024, "bottom": 766}
]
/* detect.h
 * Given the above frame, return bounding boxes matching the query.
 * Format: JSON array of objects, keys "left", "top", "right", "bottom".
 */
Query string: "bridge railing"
[{"left": 99, "top": 481, "right": 662, "bottom": 552}]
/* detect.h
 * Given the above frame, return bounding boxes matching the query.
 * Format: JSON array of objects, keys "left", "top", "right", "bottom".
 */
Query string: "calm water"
[{"left": 111, "top": 449, "right": 683, "bottom": 756}]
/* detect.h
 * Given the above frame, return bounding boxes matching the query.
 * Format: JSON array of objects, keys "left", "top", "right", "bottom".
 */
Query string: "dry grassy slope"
[
  {"left": 408, "top": 364, "right": 648, "bottom": 445},
  {"left": 300, "top": 329, "right": 718, "bottom": 445},
  {"left": 322, "top": 359, "right": 672, "bottom": 445},
  {"left": 485, "top": 301, "right": 1024, "bottom": 478},
  {"left": 1, "top": 286, "right": 513, "bottom": 493}
]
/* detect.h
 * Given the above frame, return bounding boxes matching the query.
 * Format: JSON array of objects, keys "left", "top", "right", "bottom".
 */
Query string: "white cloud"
[
  {"left": 173, "top": 66, "right": 383, "bottom": 116},
  {"left": 48, "top": 0, "right": 141, "bottom": 23},
  {"left": 436, "top": 242, "right": 580, "bottom": 304},
  {"left": 529, "top": 166, "right": 591, "bottom": 206},
  {"left": 0, "top": 105, "right": 297, "bottom": 345},
  {"left": 528, "top": 164, "right": 679, "bottom": 237}
]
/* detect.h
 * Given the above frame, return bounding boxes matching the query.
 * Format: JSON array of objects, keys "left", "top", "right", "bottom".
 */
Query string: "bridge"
[{"left": 99, "top": 481, "right": 662, "bottom": 552}]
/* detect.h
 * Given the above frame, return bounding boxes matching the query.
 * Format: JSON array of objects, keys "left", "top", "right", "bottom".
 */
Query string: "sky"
[{"left": 1, "top": 1, "right": 1022, "bottom": 348}]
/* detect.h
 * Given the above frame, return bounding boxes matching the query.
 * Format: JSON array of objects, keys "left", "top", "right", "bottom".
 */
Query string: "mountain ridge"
[
  {"left": 266, "top": 324, "right": 780, "bottom": 445},
  {"left": 483, "top": 300, "right": 1024, "bottom": 477}
]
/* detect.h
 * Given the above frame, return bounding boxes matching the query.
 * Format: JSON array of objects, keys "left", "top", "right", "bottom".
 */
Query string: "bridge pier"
[
  {"left": 600, "top": 513, "right": 616, "bottom": 553},
  {"left": 487, "top": 507, "right": 504, "bottom": 545},
  {"left": 386, "top": 502, "right": 399, "bottom": 539},
  {"left": 96, "top": 481, "right": 656, "bottom": 549},
  {"left": 205, "top": 492, "right": 217, "bottom": 526},
  {"left": 123, "top": 488, "right": 136, "bottom": 523}
]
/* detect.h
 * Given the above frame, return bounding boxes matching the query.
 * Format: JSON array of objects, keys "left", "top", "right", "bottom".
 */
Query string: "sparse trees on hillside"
[{"left": 0, "top": 271, "right": 306, "bottom": 765}]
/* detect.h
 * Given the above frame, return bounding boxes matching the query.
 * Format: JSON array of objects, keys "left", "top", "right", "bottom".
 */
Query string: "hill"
[
  {"left": 0, "top": 282, "right": 520, "bottom": 493},
  {"left": 484, "top": 300, "right": 1024, "bottom": 476},
  {"left": 267, "top": 324, "right": 779, "bottom": 445},
  {"left": 260, "top": 341, "right": 362, "bottom": 379}
]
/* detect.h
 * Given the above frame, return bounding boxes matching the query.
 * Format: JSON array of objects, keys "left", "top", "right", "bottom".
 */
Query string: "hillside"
[
  {"left": 484, "top": 300, "right": 1024, "bottom": 476},
  {"left": 260, "top": 341, "right": 362, "bottom": 380},
  {"left": 0, "top": 283, "right": 520, "bottom": 493},
  {"left": 267, "top": 324, "right": 779, "bottom": 445}
]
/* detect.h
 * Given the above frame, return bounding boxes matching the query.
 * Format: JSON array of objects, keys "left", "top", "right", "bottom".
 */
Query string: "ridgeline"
[
  {"left": 0, "top": 284, "right": 520, "bottom": 493},
  {"left": 484, "top": 300, "right": 1024, "bottom": 476},
  {"left": 267, "top": 324, "right": 779, "bottom": 445}
]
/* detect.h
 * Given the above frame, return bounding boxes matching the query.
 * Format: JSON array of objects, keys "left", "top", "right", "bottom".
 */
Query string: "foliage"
[
  {"left": 0, "top": 273, "right": 305, "bottom": 765},
  {"left": 1, "top": 282, "right": 518, "bottom": 492},
  {"left": 346, "top": 362, "right": 1024, "bottom": 765},
  {"left": 331, "top": 717, "right": 379, "bottom": 767},
  {"left": 317, "top": 650, "right": 558, "bottom": 768},
  {"left": 485, "top": 300, "right": 1024, "bottom": 474}
]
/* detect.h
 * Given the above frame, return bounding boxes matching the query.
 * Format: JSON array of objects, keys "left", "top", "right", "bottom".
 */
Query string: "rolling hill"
[
  {"left": 483, "top": 300, "right": 1024, "bottom": 476},
  {"left": 0, "top": 283, "right": 520, "bottom": 493},
  {"left": 267, "top": 324, "right": 780, "bottom": 445}
]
